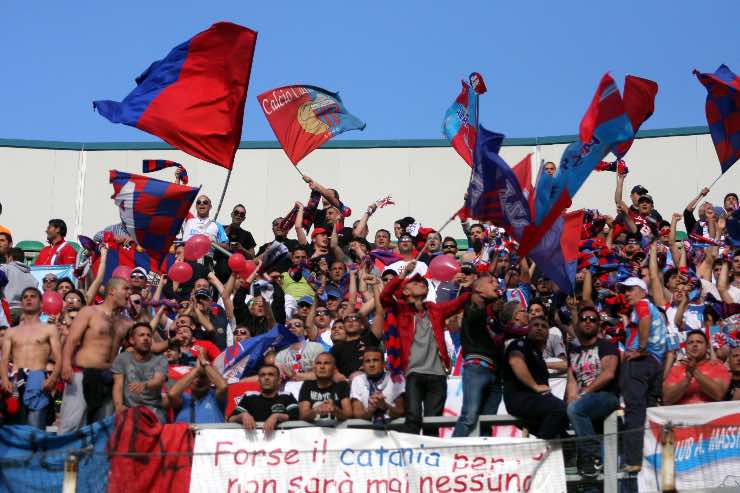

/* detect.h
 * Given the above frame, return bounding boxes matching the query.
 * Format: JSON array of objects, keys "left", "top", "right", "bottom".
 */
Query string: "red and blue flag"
[
  {"left": 694, "top": 64, "right": 740, "bottom": 174},
  {"left": 142, "top": 159, "right": 189, "bottom": 185},
  {"left": 94, "top": 22, "right": 257, "bottom": 169},
  {"left": 520, "top": 73, "right": 634, "bottom": 257},
  {"left": 109, "top": 170, "right": 199, "bottom": 266},
  {"left": 257, "top": 85, "right": 365, "bottom": 165},
  {"left": 465, "top": 127, "right": 531, "bottom": 238},
  {"left": 528, "top": 210, "right": 584, "bottom": 294},
  {"left": 442, "top": 72, "right": 487, "bottom": 166},
  {"left": 93, "top": 243, "right": 176, "bottom": 283},
  {"left": 612, "top": 75, "right": 659, "bottom": 159}
]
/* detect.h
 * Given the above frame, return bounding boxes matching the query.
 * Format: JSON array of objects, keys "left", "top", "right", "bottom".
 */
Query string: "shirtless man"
[
  {"left": 0, "top": 287, "right": 61, "bottom": 428},
  {"left": 59, "top": 277, "right": 131, "bottom": 433}
]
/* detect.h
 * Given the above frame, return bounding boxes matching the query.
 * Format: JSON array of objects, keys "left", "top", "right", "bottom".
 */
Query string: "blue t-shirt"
[
  {"left": 174, "top": 390, "right": 225, "bottom": 424},
  {"left": 625, "top": 299, "right": 667, "bottom": 360}
]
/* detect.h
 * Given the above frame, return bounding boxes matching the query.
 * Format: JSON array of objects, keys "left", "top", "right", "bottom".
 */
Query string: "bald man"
[
  {"left": 59, "top": 277, "right": 132, "bottom": 432},
  {"left": 181, "top": 194, "right": 228, "bottom": 244}
]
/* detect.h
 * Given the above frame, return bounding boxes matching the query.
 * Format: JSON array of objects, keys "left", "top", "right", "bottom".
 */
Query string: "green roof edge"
[{"left": 0, "top": 125, "right": 709, "bottom": 151}]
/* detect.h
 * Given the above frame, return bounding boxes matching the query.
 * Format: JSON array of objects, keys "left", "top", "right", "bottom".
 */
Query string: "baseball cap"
[
  {"left": 618, "top": 277, "right": 647, "bottom": 291},
  {"left": 637, "top": 194, "right": 654, "bottom": 204},
  {"left": 193, "top": 288, "right": 212, "bottom": 300},
  {"left": 631, "top": 185, "right": 648, "bottom": 195},
  {"left": 131, "top": 266, "right": 148, "bottom": 277},
  {"left": 460, "top": 262, "right": 476, "bottom": 275},
  {"left": 297, "top": 295, "right": 314, "bottom": 307},
  {"left": 405, "top": 273, "right": 428, "bottom": 287},
  {"left": 311, "top": 227, "right": 328, "bottom": 239}
]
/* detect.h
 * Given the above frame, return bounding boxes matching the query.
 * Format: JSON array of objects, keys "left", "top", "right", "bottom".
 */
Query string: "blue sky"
[{"left": 1, "top": 1, "right": 738, "bottom": 142}]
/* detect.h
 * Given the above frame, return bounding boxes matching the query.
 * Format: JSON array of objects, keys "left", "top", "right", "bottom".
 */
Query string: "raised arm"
[
  {"left": 353, "top": 202, "right": 377, "bottom": 238},
  {"left": 86, "top": 245, "right": 108, "bottom": 306},
  {"left": 648, "top": 243, "right": 668, "bottom": 307},
  {"left": 294, "top": 203, "right": 308, "bottom": 246},
  {"left": 717, "top": 260, "right": 734, "bottom": 304}
]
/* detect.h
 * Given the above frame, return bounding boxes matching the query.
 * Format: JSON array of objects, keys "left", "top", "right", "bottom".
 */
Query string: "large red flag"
[
  {"left": 94, "top": 22, "right": 257, "bottom": 169},
  {"left": 613, "top": 75, "right": 659, "bottom": 159},
  {"left": 511, "top": 153, "right": 535, "bottom": 217}
]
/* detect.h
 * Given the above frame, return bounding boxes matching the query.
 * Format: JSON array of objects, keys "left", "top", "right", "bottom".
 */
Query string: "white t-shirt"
[
  {"left": 181, "top": 217, "right": 228, "bottom": 243},
  {"left": 387, "top": 260, "right": 428, "bottom": 278},
  {"left": 728, "top": 284, "right": 740, "bottom": 304},
  {"left": 350, "top": 372, "right": 405, "bottom": 417}
]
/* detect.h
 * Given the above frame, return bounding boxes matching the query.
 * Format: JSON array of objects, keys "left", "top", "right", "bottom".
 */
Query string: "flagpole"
[
  {"left": 415, "top": 210, "right": 460, "bottom": 260},
  {"left": 213, "top": 167, "right": 233, "bottom": 221},
  {"left": 707, "top": 173, "right": 723, "bottom": 190}
]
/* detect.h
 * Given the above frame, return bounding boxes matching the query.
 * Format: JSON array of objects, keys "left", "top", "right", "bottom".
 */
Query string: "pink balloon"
[
  {"left": 111, "top": 265, "right": 133, "bottom": 280},
  {"left": 184, "top": 234, "right": 211, "bottom": 261},
  {"left": 42, "top": 290, "right": 63, "bottom": 315},
  {"left": 168, "top": 261, "right": 193, "bottom": 284},
  {"left": 428, "top": 255, "right": 461, "bottom": 282},
  {"left": 228, "top": 253, "right": 247, "bottom": 273}
]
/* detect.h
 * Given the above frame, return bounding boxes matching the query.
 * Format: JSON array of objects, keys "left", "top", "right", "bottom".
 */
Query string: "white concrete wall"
[{"left": 0, "top": 131, "right": 736, "bottom": 247}]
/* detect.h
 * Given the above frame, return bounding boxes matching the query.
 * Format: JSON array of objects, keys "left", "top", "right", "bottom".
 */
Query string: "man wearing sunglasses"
[
  {"left": 566, "top": 306, "right": 620, "bottom": 478},
  {"left": 214, "top": 204, "right": 256, "bottom": 284},
  {"left": 181, "top": 195, "right": 228, "bottom": 254}
]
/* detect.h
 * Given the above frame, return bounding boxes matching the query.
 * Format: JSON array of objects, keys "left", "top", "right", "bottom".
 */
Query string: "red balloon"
[
  {"left": 228, "top": 253, "right": 247, "bottom": 273},
  {"left": 111, "top": 265, "right": 133, "bottom": 280},
  {"left": 168, "top": 261, "right": 193, "bottom": 284},
  {"left": 184, "top": 234, "right": 211, "bottom": 261},
  {"left": 241, "top": 259, "right": 257, "bottom": 278},
  {"left": 428, "top": 255, "right": 461, "bottom": 282},
  {"left": 42, "top": 290, "right": 64, "bottom": 315}
]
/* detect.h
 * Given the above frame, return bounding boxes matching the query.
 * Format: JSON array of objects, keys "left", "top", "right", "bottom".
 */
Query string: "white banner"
[
  {"left": 191, "top": 428, "right": 566, "bottom": 493},
  {"left": 638, "top": 401, "right": 740, "bottom": 492}
]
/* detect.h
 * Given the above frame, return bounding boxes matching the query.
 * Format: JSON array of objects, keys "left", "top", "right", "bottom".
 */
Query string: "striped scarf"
[
  {"left": 383, "top": 308, "right": 403, "bottom": 383},
  {"left": 141, "top": 159, "right": 189, "bottom": 184}
]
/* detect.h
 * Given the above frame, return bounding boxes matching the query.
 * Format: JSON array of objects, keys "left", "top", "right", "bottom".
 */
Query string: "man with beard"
[
  {"left": 111, "top": 323, "right": 168, "bottom": 422},
  {"left": 452, "top": 276, "right": 503, "bottom": 437},
  {"left": 566, "top": 306, "right": 620, "bottom": 477},
  {"left": 461, "top": 224, "right": 490, "bottom": 265}
]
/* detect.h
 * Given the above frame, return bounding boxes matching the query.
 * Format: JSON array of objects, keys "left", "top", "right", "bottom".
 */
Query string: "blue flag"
[
  {"left": 465, "top": 126, "right": 531, "bottom": 237},
  {"left": 214, "top": 323, "right": 298, "bottom": 381}
]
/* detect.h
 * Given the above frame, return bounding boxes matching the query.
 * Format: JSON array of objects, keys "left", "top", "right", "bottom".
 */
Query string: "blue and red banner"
[
  {"left": 257, "top": 85, "right": 366, "bottom": 165},
  {"left": 142, "top": 159, "right": 189, "bottom": 185},
  {"left": 109, "top": 170, "right": 199, "bottom": 265},
  {"left": 442, "top": 72, "right": 487, "bottom": 166},
  {"left": 694, "top": 64, "right": 740, "bottom": 174},
  {"left": 93, "top": 243, "right": 176, "bottom": 283},
  {"left": 465, "top": 127, "right": 531, "bottom": 238},
  {"left": 94, "top": 22, "right": 257, "bottom": 169},
  {"left": 528, "top": 210, "right": 584, "bottom": 294},
  {"left": 520, "top": 73, "right": 634, "bottom": 257}
]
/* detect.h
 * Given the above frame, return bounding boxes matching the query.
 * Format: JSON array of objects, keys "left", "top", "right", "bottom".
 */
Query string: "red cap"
[{"left": 311, "top": 227, "right": 328, "bottom": 239}]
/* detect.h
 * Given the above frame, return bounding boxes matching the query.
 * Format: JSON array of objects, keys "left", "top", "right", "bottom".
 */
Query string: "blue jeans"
[
  {"left": 567, "top": 391, "right": 619, "bottom": 462},
  {"left": 452, "top": 364, "right": 502, "bottom": 437}
]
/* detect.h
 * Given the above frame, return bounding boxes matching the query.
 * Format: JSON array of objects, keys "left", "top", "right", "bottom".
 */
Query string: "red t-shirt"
[
  {"left": 35, "top": 239, "right": 77, "bottom": 266},
  {"left": 665, "top": 359, "right": 730, "bottom": 405}
]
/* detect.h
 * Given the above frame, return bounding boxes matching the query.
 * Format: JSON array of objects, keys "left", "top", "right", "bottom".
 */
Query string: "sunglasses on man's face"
[
  {"left": 130, "top": 274, "right": 147, "bottom": 280},
  {"left": 233, "top": 329, "right": 249, "bottom": 336},
  {"left": 196, "top": 200, "right": 210, "bottom": 206},
  {"left": 44, "top": 278, "right": 57, "bottom": 283},
  {"left": 316, "top": 310, "right": 329, "bottom": 316},
  {"left": 580, "top": 315, "right": 599, "bottom": 323},
  {"left": 344, "top": 315, "right": 359, "bottom": 322},
  {"left": 232, "top": 210, "right": 246, "bottom": 217},
  {"left": 443, "top": 244, "right": 457, "bottom": 250},
  {"left": 287, "top": 321, "right": 304, "bottom": 328}
]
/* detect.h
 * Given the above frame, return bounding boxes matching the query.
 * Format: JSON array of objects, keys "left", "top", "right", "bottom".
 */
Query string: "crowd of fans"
[{"left": 0, "top": 169, "right": 738, "bottom": 478}]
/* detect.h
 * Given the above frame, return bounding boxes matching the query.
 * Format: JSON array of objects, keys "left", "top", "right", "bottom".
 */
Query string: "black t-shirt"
[
  {"left": 459, "top": 303, "right": 500, "bottom": 363},
  {"left": 214, "top": 226, "right": 257, "bottom": 283},
  {"left": 502, "top": 337, "right": 549, "bottom": 395},
  {"left": 232, "top": 393, "right": 299, "bottom": 422},
  {"left": 209, "top": 305, "right": 230, "bottom": 350},
  {"left": 298, "top": 380, "right": 350, "bottom": 408},
  {"left": 331, "top": 330, "right": 382, "bottom": 377},
  {"left": 257, "top": 237, "right": 299, "bottom": 273},
  {"left": 568, "top": 339, "right": 620, "bottom": 396}
]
